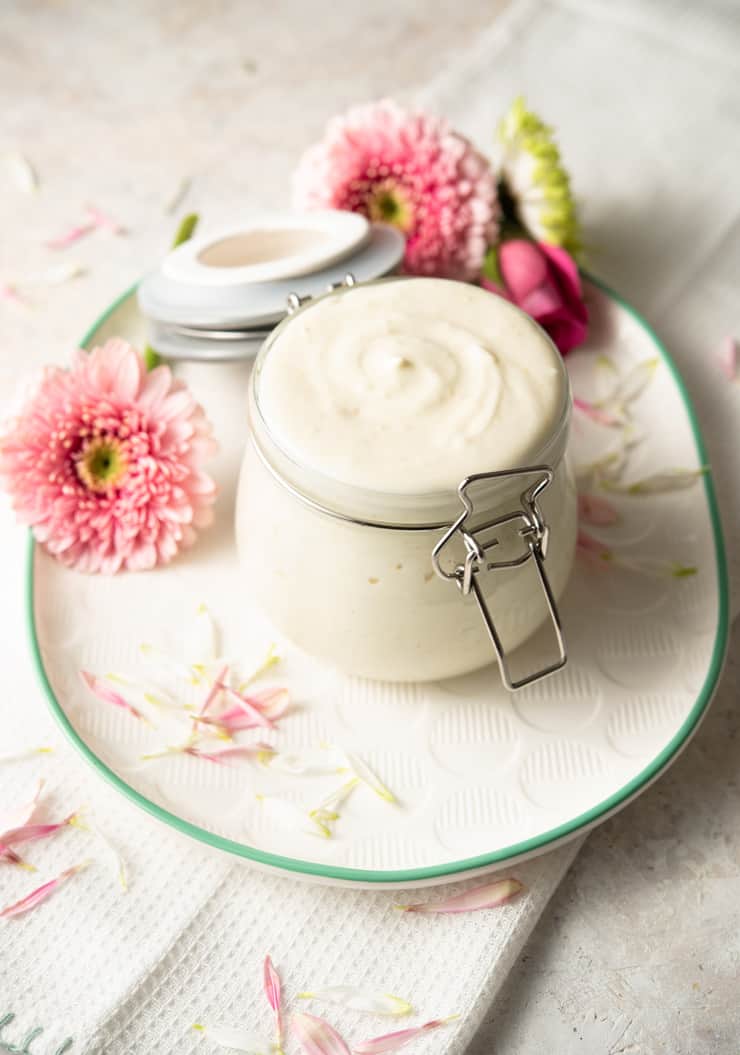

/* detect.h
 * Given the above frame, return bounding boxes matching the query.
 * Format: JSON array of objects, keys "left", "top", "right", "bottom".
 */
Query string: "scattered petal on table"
[
  {"left": 89, "top": 821, "right": 128, "bottom": 892},
  {"left": 249, "top": 687, "right": 290, "bottom": 721},
  {"left": 343, "top": 752, "right": 396, "bottom": 804},
  {"left": 298, "top": 986, "right": 412, "bottom": 1017},
  {"left": 0, "top": 283, "right": 30, "bottom": 309},
  {"left": 0, "top": 846, "right": 35, "bottom": 870},
  {"left": 192, "top": 1023, "right": 272, "bottom": 1053},
  {"left": 718, "top": 335, "right": 738, "bottom": 381},
  {"left": 264, "top": 955, "right": 284, "bottom": 1048},
  {"left": 0, "top": 811, "right": 80, "bottom": 848},
  {"left": 0, "top": 746, "right": 54, "bottom": 764},
  {"left": 398, "top": 877, "right": 524, "bottom": 914},
  {"left": 30, "top": 261, "right": 86, "bottom": 285},
  {"left": 291, "top": 1012, "right": 351, "bottom": 1055},
  {"left": 165, "top": 175, "right": 192, "bottom": 214},
  {"left": 601, "top": 467, "right": 707, "bottom": 495},
  {"left": 86, "top": 203, "right": 126, "bottom": 234},
  {"left": 0, "top": 778, "right": 44, "bottom": 838},
  {"left": 577, "top": 493, "right": 619, "bottom": 526},
  {"left": 0, "top": 860, "right": 89, "bottom": 919},
  {"left": 5, "top": 151, "right": 38, "bottom": 192},
  {"left": 353, "top": 1016, "right": 458, "bottom": 1054},
  {"left": 45, "top": 221, "right": 96, "bottom": 249},
  {"left": 188, "top": 603, "right": 221, "bottom": 665},
  {"left": 80, "top": 670, "right": 150, "bottom": 725}
]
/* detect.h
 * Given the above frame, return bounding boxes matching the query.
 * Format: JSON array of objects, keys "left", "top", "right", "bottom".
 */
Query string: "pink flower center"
[
  {"left": 75, "top": 435, "right": 129, "bottom": 493},
  {"left": 366, "top": 180, "right": 414, "bottom": 232}
]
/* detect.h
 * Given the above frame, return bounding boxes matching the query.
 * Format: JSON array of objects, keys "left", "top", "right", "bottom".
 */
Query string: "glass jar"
[{"left": 236, "top": 277, "right": 576, "bottom": 688}]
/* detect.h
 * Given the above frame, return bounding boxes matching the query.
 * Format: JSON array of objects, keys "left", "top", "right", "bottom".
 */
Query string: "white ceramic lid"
[
  {"left": 137, "top": 222, "right": 405, "bottom": 331},
  {"left": 162, "top": 211, "right": 370, "bottom": 287}
]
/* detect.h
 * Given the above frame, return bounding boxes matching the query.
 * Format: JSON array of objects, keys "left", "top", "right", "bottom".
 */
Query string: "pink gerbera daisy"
[
  {"left": 0, "top": 338, "right": 217, "bottom": 573},
  {"left": 293, "top": 99, "right": 499, "bottom": 282}
]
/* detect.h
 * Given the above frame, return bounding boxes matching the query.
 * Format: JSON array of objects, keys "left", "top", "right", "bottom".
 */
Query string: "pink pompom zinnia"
[
  {"left": 293, "top": 99, "right": 499, "bottom": 281},
  {"left": 0, "top": 338, "right": 217, "bottom": 573}
]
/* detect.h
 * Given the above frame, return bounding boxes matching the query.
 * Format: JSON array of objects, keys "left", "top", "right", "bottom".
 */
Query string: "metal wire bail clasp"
[{"left": 431, "top": 466, "right": 567, "bottom": 691}]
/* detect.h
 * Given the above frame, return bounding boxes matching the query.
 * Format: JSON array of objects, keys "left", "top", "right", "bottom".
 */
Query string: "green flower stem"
[{"left": 143, "top": 212, "right": 199, "bottom": 371}]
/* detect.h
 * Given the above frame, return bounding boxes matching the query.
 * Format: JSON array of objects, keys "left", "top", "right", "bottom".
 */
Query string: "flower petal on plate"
[
  {"left": 291, "top": 1012, "right": 350, "bottom": 1055},
  {"left": 353, "top": 1017, "right": 458, "bottom": 1054},
  {"left": 602, "top": 467, "right": 708, "bottom": 495},
  {"left": 268, "top": 746, "right": 345, "bottom": 776},
  {"left": 718, "top": 335, "right": 738, "bottom": 381},
  {"left": 80, "top": 670, "right": 150, "bottom": 724},
  {"left": 255, "top": 795, "right": 332, "bottom": 839},
  {"left": 0, "top": 860, "right": 89, "bottom": 919},
  {"left": 188, "top": 603, "right": 221, "bottom": 665},
  {"left": 572, "top": 397, "right": 623, "bottom": 427},
  {"left": 249, "top": 687, "right": 290, "bottom": 721},
  {"left": 398, "top": 877, "right": 524, "bottom": 914},
  {"left": 603, "top": 358, "right": 659, "bottom": 407},
  {"left": 198, "top": 664, "right": 229, "bottom": 717},
  {"left": 139, "top": 642, "right": 200, "bottom": 684},
  {"left": 192, "top": 1023, "right": 272, "bottom": 1053},
  {"left": 218, "top": 683, "right": 275, "bottom": 729},
  {"left": 343, "top": 752, "right": 396, "bottom": 804},
  {"left": 577, "top": 493, "right": 619, "bottom": 526},
  {"left": 240, "top": 644, "right": 281, "bottom": 689},
  {"left": 298, "top": 987, "right": 412, "bottom": 1017}
]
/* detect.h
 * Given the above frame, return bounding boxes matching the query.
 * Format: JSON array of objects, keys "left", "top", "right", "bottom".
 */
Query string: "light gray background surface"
[{"left": 1, "top": 2, "right": 739, "bottom": 1052}]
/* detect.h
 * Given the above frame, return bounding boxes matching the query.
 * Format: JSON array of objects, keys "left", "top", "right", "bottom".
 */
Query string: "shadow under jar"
[{"left": 236, "top": 277, "right": 576, "bottom": 688}]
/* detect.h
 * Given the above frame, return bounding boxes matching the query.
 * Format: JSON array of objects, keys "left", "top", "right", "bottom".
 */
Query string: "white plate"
[{"left": 29, "top": 278, "right": 729, "bottom": 888}]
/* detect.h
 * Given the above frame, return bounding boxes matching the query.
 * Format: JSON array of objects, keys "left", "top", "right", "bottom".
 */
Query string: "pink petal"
[
  {"left": 197, "top": 664, "right": 229, "bottom": 717},
  {"left": 0, "top": 846, "right": 34, "bottom": 870},
  {"left": 218, "top": 683, "right": 276, "bottom": 730},
  {"left": 398, "top": 877, "right": 523, "bottom": 914},
  {"left": 45, "top": 222, "right": 96, "bottom": 249},
  {"left": 578, "top": 493, "right": 619, "bottom": 526},
  {"left": 185, "top": 742, "right": 274, "bottom": 765},
  {"left": 80, "top": 670, "right": 148, "bottom": 724},
  {"left": 250, "top": 687, "right": 290, "bottom": 721},
  {"left": 86, "top": 204, "right": 126, "bottom": 235},
  {"left": 498, "top": 240, "right": 548, "bottom": 301},
  {"left": 538, "top": 242, "right": 584, "bottom": 302},
  {"left": 0, "top": 861, "right": 89, "bottom": 919},
  {"left": 264, "top": 956, "right": 284, "bottom": 1047},
  {"left": 353, "top": 1018, "right": 457, "bottom": 1054},
  {"left": 0, "top": 811, "right": 79, "bottom": 848},
  {"left": 291, "top": 1012, "right": 351, "bottom": 1055},
  {"left": 0, "top": 778, "right": 44, "bottom": 839},
  {"left": 572, "top": 397, "right": 623, "bottom": 427},
  {"left": 718, "top": 335, "right": 738, "bottom": 381}
]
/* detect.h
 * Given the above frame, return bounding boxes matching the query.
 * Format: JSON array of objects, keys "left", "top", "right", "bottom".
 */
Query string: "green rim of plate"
[{"left": 26, "top": 274, "right": 730, "bottom": 884}]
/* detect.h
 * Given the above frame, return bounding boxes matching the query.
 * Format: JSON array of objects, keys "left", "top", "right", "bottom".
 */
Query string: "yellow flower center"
[
  {"left": 76, "top": 436, "right": 128, "bottom": 492},
  {"left": 368, "top": 182, "right": 414, "bottom": 232}
]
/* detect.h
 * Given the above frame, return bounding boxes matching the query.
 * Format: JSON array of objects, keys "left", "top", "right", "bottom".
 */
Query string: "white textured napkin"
[{"left": 2, "top": 1, "right": 740, "bottom": 1053}]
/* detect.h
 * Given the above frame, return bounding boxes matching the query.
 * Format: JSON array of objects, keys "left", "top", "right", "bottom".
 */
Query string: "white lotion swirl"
[{"left": 257, "top": 279, "right": 566, "bottom": 494}]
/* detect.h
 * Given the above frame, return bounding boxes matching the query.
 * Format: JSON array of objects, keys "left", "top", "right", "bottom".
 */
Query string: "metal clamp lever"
[{"left": 431, "top": 466, "right": 567, "bottom": 691}]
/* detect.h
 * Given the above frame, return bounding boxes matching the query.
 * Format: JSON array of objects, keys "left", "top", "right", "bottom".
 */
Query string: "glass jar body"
[{"left": 235, "top": 438, "right": 576, "bottom": 683}]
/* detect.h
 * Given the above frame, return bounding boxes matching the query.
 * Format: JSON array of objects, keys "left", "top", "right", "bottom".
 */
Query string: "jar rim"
[{"left": 248, "top": 276, "right": 572, "bottom": 528}]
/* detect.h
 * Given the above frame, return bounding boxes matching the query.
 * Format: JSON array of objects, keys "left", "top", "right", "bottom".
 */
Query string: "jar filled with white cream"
[{"left": 236, "top": 277, "right": 576, "bottom": 687}]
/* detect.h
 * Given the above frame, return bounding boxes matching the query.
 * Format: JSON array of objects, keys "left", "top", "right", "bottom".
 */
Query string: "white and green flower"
[{"left": 495, "top": 97, "right": 581, "bottom": 256}]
